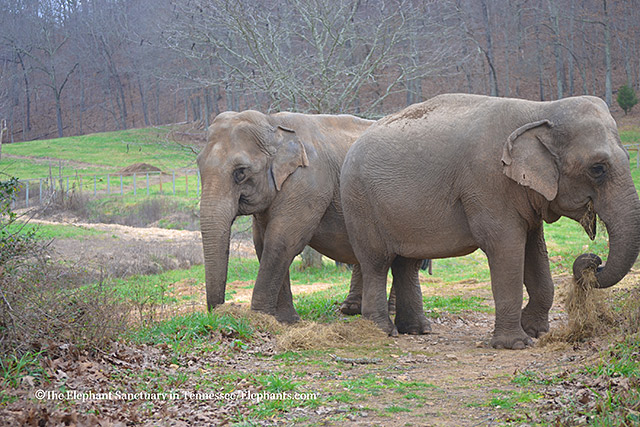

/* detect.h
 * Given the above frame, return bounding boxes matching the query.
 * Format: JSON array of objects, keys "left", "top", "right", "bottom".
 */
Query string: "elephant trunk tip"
[{"left": 572, "top": 253, "right": 611, "bottom": 289}]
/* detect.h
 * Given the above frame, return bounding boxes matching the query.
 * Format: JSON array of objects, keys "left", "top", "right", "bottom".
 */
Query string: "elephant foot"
[
  {"left": 251, "top": 304, "right": 300, "bottom": 324},
  {"left": 395, "top": 313, "right": 431, "bottom": 335},
  {"left": 490, "top": 330, "right": 534, "bottom": 350},
  {"left": 520, "top": 308, "right": 550, "bottom": 338},
  {"left": 274, "top": 308, "right": 300, "bottom": 324},
  {"left": 366, "top": 313, "right": 398, "bottom": 337},
  {"left": 339, "top": 299, "right": 361, "bottom": 316}
]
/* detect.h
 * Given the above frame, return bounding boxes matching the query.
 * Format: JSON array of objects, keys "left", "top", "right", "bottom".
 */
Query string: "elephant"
[
  {"left": 340, "top": 93, "right": 640, "bottom": 349},
  {"left": 197, "top": 110, "right": 379, "bottom": 322}
]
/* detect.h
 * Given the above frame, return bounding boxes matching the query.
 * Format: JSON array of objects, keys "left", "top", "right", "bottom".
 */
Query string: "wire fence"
[
  {"left": 8, "top": 144, "right": 640, "bottom": 209},
  {"left": 11, "top": 169, "right": 201, "bottom": 209},
  {"left": 625, "top": 144, "right": 640, "bottom": 168}
]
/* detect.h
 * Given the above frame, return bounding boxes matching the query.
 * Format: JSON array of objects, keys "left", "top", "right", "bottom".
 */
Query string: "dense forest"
[{"left": 1, "top": 0, "right": 639, "bottom": 142}]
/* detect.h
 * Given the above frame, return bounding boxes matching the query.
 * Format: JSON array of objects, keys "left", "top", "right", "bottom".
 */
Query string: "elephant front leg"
[
  {"left": 521, "top": 226, "right": 554, "bottom": 338},
  {"left": 275, "top": 270, "right": 300, "bottom": 323},
  {"left": 486, "top": 241, "right": 534, "bottom": 350},
  {"left": 251, "top": 218, "right": 305, "bottom": 323}
]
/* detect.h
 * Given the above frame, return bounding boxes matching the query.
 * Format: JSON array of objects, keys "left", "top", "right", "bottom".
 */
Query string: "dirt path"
[{"left": 3, "top": 153, "right": 114, "bottom": 170}]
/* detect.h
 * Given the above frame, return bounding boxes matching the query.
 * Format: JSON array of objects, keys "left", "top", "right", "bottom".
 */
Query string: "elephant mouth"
[{"left": 578, "top": 199, "right": 597, "bottom": 240}]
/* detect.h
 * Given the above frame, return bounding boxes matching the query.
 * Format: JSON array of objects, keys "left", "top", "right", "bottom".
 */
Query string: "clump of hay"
[
  {"left": 540, "top": 269, "right": 616, "bottom": 345},
  {"left": 212, "top": 305, "right": 387, "bottom": 351},
  {"left": 213, "top": 304, "right": 284, "bottom": 335},
  {"left": 214, "top": 304, "right": 387, "bottom": 351},
  {"left": 277, "top": 317, "right": 387, "bottom": 352}
]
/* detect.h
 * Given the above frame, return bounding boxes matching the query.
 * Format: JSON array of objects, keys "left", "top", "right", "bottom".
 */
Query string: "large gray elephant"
[
  {"left": 340, "top": 93, "right": 640, "bottom": 349},
  {"left": 197, "top": 110, "right": 376, "bottom": 322}
]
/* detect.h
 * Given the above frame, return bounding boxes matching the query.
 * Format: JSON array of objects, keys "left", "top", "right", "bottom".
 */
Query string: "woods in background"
[{"left": 1, "top": 0, "right": 639, "bottom": 142}]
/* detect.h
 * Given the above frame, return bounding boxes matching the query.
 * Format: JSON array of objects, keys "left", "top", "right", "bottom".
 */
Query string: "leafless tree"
[{"left": 165, "top": 0, "right": 464, "bottom": 116}]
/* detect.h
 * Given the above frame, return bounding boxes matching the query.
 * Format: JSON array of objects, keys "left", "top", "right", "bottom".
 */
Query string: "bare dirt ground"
[{"left": 3, "top": 218, "right": 637, "bottom": 426}]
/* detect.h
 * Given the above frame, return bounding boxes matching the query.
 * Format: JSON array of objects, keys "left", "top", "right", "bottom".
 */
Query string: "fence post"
[
  {"left": 159, "top": 172, "right": 163, "bottom": 194},
  {"left": 172, "top": 171, "right": 176, "bottom": 195},
  {"left": 196, "top": 170, "right": 200, "bottom": 197},
  {"left": 185, "top": 173, "right": 189, "bottom": 197},
  {"left": 146, "top": 173, "right": 150, "bottom": 196},
  {"left": 133, "top": 173, "right": 137, "bottom": 196},
  {"left": 39, "top": 179, "right": 42, "bottom": 204},
  {"left": 66, "top": 176, "right": 69, "bottom": 192},
  {"left": 120, "top": 175, "right": 123, "bottom": 195},
  {"left": 25, "top": 180, "right": 29, "bottom": 208},
  {"left": 107, "top": 174, "right": 110, "bottom": 195}
]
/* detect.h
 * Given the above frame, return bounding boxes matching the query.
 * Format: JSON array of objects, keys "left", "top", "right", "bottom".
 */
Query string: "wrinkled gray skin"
[
  {"left": 197, "top": 111, "right": 378, "bottom": 322},
  {"left": 341, "top": 94, "right": 640, "bottom": 349}
]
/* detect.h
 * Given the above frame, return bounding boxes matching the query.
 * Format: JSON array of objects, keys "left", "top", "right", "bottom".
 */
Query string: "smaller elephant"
[
  {"left": 341, "top": 94, "right": 640, "bottom": 349},
  {"left": 198, "top": 110, "right": 380, "bottom": 322}
]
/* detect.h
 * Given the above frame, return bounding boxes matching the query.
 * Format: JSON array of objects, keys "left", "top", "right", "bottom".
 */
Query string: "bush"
[
  {"left": 0, "top": 176, "right": 127, "bottom": 356},
  {"left": 617, "top": 84, "right": 638, "bottom": 115}
]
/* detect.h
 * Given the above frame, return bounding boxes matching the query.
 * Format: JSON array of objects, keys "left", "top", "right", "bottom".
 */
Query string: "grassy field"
[{"left": 1, "top": 127, "right": 197, "bottom": 176}]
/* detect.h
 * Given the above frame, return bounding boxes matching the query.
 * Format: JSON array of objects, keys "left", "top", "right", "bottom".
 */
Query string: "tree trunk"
[
  {"left": 55, "top": 93, "right": 64, "bottom": 138},
  {"left": 138, "top": 77, "right": 150, "bottom": 127},
  {"left": 603, "top": 0, "right": 612, "bottom": 106},
  {"left": 480, "top": 0, "right": 498, "bottom": 97},
  {"left": 535, "top": 22, "right": 545, "bottom": 101},
  {"left": 300, "top": 246, "right": 323, "bottom": 270}
]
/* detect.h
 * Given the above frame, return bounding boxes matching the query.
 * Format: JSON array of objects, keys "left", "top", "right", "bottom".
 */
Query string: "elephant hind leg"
[
  {"left": 360, "top": 260, "right": 397, "bottom": 336},
  {"left": 340, "top": 264, "right": 397, "bottom": 316},
  {"left": 340, "top": 264, "right": 363, "bottom": 315},
  {"left": 391, "top": 257, "right": 431, "bottom": 335}
]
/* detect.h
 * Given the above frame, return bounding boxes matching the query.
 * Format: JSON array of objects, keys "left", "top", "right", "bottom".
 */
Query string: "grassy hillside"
[{"left": 0, "top": 127, "right": 198, "bottom": 179}]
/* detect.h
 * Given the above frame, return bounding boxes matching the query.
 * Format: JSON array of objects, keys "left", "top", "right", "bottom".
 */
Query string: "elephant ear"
[
  {"left": 270, "top": 126, "right": 309, "bottom": 191},
  {"left": 501, "top": 120, "right": 558, "bottom": 201}
]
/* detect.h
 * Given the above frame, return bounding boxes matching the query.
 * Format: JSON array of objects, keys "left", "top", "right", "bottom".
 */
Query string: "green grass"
[
  {"left": 423, "top": 295, "right": 491, "bottom": 316},
  {"left": 0, "top": 157, "right": 107, "bottom": 180},
  {"left": 1, "top": 128, "right": 196, "bottom": 176},
  {"left": 129, "top": 311, "right": 254, "bottom": 348},
  {"left": 0, "top": 351, "right": 47, "bottom": 403},
  {"left": 5, "top": 222, "right": 106, "bottom": 240}
]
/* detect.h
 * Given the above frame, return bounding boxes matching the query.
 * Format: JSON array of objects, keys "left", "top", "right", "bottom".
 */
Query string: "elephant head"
[
  {"left": 502, "top": 96, "right": 640, "bottom": 288},
  {"left": 197, "top": 111, "right": 309, "bottom": 310}
]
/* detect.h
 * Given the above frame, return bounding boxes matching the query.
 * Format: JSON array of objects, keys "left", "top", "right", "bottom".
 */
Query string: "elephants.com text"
[{"left": 35, "top": 389, "right": 318, "bottom": 403}]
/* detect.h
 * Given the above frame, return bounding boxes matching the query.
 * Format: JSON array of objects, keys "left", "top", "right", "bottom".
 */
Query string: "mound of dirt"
[{"left": 119, "top": 163, "right": 162, "bottom": 175}]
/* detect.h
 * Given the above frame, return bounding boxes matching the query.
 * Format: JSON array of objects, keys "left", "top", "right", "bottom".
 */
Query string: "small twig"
[{"left": 330, "top": 354, "right": 382, "bottom": 365}]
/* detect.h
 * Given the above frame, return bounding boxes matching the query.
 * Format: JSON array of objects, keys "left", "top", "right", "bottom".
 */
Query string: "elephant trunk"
[
  {"left": 200, "top": 197, "right": 237, "bottom": 310},
  {"left": 573, "top": 187, "right": 640, "bottom": 289}
]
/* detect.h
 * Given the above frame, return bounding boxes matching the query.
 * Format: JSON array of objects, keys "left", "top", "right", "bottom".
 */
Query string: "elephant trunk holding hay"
[
  {"left": 198, "top": 111, "right": 378, "bottom": 322},
  {"left": 340, "top": 93, "right": 640, "bottom": 349}
]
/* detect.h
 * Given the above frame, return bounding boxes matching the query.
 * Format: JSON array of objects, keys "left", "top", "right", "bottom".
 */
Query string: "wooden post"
[{"left": 0, "top": 119, "right": 6, "bottom": 161}]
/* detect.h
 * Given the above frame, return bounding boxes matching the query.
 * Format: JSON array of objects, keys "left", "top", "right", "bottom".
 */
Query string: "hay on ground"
[
  {"left": 213, "top": 304, "right": 284, "bottom": 335},
  {"left": 277, "top": 317, "right": 387, "bottom": 351},
  {"left": 213, "top": 305, "right": 387, "bottom": 351}
]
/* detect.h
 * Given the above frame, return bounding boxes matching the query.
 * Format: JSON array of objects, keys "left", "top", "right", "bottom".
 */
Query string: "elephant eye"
[
  {"left": 233, "top": 168, "right": 247, "bottom": 184},
  {"left": 589, "top": 163, "right": 607, "bottom": 179}
]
